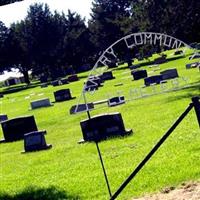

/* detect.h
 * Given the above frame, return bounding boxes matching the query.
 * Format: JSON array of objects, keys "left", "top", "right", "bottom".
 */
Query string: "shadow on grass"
[
  {"left": 0, "top": 186, "right": 81, "bottom": 200},
  {"left": 164, "top": 82, "right": 200, "bottom": 103},
  {"left": 1, "top": 82, "right": 41, "bottom": 95}
]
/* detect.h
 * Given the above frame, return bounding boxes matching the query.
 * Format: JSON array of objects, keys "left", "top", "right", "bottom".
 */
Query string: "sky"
[{"left": 0, "top": 0, "right": 93, "bottom": 26}]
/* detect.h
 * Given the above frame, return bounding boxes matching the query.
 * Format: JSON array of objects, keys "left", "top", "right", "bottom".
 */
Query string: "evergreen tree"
[{"left": 0, "top": 0, "right": 23, "bottom": 6}]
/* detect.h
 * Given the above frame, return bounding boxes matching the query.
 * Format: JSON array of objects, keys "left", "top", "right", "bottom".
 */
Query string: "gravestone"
[
  {"left": 67, "top": 74, "right": 79, "bottom": 82},
  {"left": 70, "top": 103, "right": 94, "bottom": 114},
  {"left": 1, "top": 115, "right": 38, "bottom": 142},
  {"left": 80, "top": 112, "right": 132, "bottom": 142},
  {"left": 31, "top": 98, "right": 52, "bottom": 109},
  {"left": 100, "top": 71, "right": 115, "bottom": 81},
  {"left": 108, "top": 96, "right": 125, "bottom": 107},
  {"left": 186, "top": 62, "right": 200, "bottom": 69},
  {"left": 154, "top": 56, "right": 167, "bottom": 64},
  {"left": 54, "top": 89, "right": 73, "bottom": 102},
  {"left": 144, "top": 75, "right": 163, "bottom": 86},
  {"left": 24, "top": 130, "right": 52, "bottom": 152},
  {"left": 132, "top": 70, "right": 148, "bottom": 80},
  {"left": 60, "top": 78, "right": 69, "bottom": 85},
  {"left": 160, "top": 68, "right": 179, "bottom": 80},
  {"left": 51, "top": 80, "right": 60, "bottom": 86},
  {"left": 0, "top": 114, "right": 8, "bottom": 122},
  {"left": 174, "top": 50, "right": 183, "bottom": 55},
  {"left": 129, "top": 64, "right": 140, "bottom": 70},
  {"left": 0, "top": 93, "right": 3, "bottom": 98}
]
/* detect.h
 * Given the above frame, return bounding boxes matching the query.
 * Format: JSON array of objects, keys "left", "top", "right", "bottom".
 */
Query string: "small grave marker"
[
  {"left": 30, "top": 98, "right": 52, "bottom": 109},
  {"left": 108, "top": 96, "right": 125, "bottom": 107},
  {"left": 23, "top": 130, "right": 52, "bottom": 152}
]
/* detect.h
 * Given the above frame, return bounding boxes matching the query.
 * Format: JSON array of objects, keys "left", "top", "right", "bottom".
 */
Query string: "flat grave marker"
[{"left": 30, "top": 98, "right": 53, "bottom": 109}]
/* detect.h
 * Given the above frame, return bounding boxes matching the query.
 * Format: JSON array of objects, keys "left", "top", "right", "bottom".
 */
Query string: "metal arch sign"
[{"left": 73, "top": 32, "right": 197, "bottom": 114}]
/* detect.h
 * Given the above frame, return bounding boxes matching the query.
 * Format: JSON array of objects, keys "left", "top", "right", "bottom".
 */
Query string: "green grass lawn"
[{"left": 0, "top": 50, "right": 200, "bottom": 200}]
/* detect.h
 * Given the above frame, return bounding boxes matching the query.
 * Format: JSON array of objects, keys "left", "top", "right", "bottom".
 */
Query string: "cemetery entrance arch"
[{"left": 74, "top": 32, "right": 197, "bottom": 113}]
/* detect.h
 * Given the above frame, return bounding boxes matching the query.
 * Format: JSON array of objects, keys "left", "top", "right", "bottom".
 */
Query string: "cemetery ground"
[{"left": 0, "top": 49, "right": 200, "bottom": 200}]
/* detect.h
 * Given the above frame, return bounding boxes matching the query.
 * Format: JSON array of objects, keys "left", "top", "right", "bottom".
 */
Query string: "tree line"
[{"left": 0, "top": 0, "right": 199, "bottom": 84}]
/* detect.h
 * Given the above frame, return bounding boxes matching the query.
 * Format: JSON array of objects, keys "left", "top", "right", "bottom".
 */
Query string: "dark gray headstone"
[
  {"left": 100, "top": 71, "right": 115, "bottom": 81},
  {"left": 67, "top": 74, "right": 79, "bottom": 82},
  {"left": 80, "top": 112, "right": 132, "bottom": 142},
  {"left": 54, "top": 89, "right": 73, "bottom": 102},
  {"left": 144, "top": 75, "right": 163, "bottom": 86},
  {"left": 24, "top": 130, "right": 52, "bottom": 152},
  {"left": 132, "top": 70, "right": 147, "bottom": 80},
  {"left": 70, "top": 103, "right": 94, "bottom": 115},
  {"left": 0, "top": 93, "right": 3, "bottom": 98},
  {"left": 160, "top": 68, "right": 179, "bottom": 80},
  {"left": 108, "top": 96, "right": 125, "bottom": 107},
  {"left": 1, "top": 116, "right": 38, "bottom": 142},
  {"left": 0, "top": 114, "right": 8, "bottom": 122},
  {"left": 174, "top": 50, "right": 183, "bottom": 55},
  {"left": 154, "top": 56, "right": 167, "bottom": 64}
]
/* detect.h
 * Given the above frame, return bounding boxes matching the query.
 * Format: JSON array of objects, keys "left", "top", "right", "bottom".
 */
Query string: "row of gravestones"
[
  {"left": 41, "top": 74, "right": 79, "bottom": 88},
  {"left": 84, "top": 71, "right": 115, "bottom": 91},
  {"left": 0, "top": 88, "right": 77, "bottom": 152},
  {"left": 0, "top": 115, "right": 52, "bottom": 152},
  {"left": 130, "top": 66, "right": 179, "bottom": 86},
  {"left": 0, "top": 112, "right": 132, "bottom": 148}
]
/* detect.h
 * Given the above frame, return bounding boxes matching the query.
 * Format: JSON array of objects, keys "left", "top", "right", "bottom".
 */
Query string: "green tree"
[
  {"left": 89, "top": 0, "right": 132, "bottom": 51},
  {"left": 0, "top": 0, "right": 23, "bottom": 6}
]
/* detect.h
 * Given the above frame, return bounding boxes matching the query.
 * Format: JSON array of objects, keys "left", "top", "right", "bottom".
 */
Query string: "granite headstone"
[
  {"left": 24, "top": 130, "right": 52, "bottom": 152},
  {"left": 31, "top": 98, "right": 52, "bottom": 109},
  {"left": 132, "top": 70, "right": 148, "bottom": 80},
  {"left": 54, "top": 89, "right": 73, "bottom": 102},
  {"left": 80, "top": 112, "right": 132, "bottom": 142},
  {"left": 144, "top": 75, "right": 163, "bottom": 86},
  {"left": 1, "top": 115, "right": 38, "bottom": 142},
  {"left": 160, "top": 68, "right": 179, "bottom": 80}
]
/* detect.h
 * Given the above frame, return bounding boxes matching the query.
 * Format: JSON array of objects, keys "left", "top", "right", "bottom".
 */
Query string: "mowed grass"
[{"left": 0, "top": 50, "right": 200, "bottom": 200}]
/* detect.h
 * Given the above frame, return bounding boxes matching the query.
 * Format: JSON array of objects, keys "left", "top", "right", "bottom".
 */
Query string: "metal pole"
[
  {"left": 96, "top": 142, "right": 112, "bottom": 198},
  {"left": 82, "top": 89, "right": 112, "bottom": 197},
  {"left": 110, "top": 103, "right": 193, "bottom": 200},
  {"left": 192, "top": 96, "right": 200, "bottom": 127}
]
